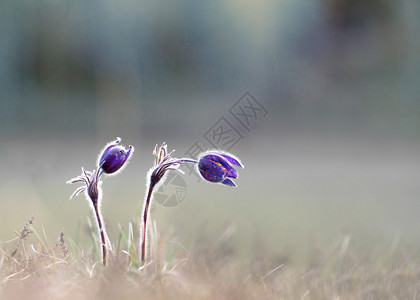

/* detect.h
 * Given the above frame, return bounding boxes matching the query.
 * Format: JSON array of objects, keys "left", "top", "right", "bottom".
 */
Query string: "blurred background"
[{"left": 0, "top": 0, "right": 419, "bottom": 267}]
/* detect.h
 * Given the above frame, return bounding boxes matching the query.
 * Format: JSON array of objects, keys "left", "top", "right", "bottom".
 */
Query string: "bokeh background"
[{"left": 1, "top": 0, "right": 419, "bottom": 267}]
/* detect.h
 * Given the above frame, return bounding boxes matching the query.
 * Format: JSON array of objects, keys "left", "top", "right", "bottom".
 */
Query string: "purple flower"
[
  {"left": 98, "top": 137, "right": 134, "bottom": 175},
  {"left": 67, "top": 137, "right": 133, "bottom": 266},
  {"left": 197, "top": 151, "right": 243, "bottom": 186}
]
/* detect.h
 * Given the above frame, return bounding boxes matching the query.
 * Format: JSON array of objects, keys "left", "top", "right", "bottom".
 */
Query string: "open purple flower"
[
  {"left": 98, "top": 137, "right": 134, "bottom": 175},
  {"left": 197, "top": 151, "right": 243, "bottom": 186}
]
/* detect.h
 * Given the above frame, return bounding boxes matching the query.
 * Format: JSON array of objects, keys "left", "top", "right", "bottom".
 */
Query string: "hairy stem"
[
  {"left": 139, "top": 158, "right": 198, "bottom": 264},
  {"left": 140, "top": 184, "right": 155, "bottom": 263},
  {"left": 93, "top": 202, "right": 107, "bottom": 266}
]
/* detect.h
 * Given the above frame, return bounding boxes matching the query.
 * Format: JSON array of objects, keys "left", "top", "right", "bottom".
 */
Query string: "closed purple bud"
[
  {"left": 99, "top": 137, "right": 134, "bottom": 174},
  {"left": 197, "top": 151, "right": 243, "bottom": 186}
]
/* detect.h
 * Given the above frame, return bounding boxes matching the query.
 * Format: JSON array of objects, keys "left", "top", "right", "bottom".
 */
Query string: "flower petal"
[
  {"left": 219, "top": 153, "right": 243, "bottom": 168},
  {"left": 198, "top": 155, "right": 228, "bottom": 182},
  {"left": 207, "top": 154, "right": 238, "bottom": 179},
  {"left": 100, "top": 144, "right": 133, "bottom": 174},
  {"left": 99, "top": 138, "right": 121, "bottom": 167},
  {"left": 221, "top": 178, "right": 236, "bottom": 186}
]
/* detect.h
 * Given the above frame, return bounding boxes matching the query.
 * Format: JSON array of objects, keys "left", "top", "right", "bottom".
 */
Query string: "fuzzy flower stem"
[
  {"left": 87, "top": 169, "right": 109, "bottom": 266},
  {"left": 140, "top": 183, "right": 155, "bottom": 263},
  {"left": 140, "top": 150, "right": 198, "bottom": 264},
  {"left": 68, "top": 168, "right": 110, "bottom": 266},
  {"left": 93, "top": 202, "right": 107, "bottom": 266}
]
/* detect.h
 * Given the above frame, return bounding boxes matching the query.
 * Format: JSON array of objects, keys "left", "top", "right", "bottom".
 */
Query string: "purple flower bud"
[
  {"left": 197, "top": 151, "right": 243, "bottom": 186},
  {"left": 98, "top": 137, "right": 134, "bottom": 174}
]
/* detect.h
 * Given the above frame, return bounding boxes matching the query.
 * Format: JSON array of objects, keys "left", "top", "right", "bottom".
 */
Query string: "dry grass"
[{"left": 1, "top": 217, "right": 420, "bottom": 300}]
